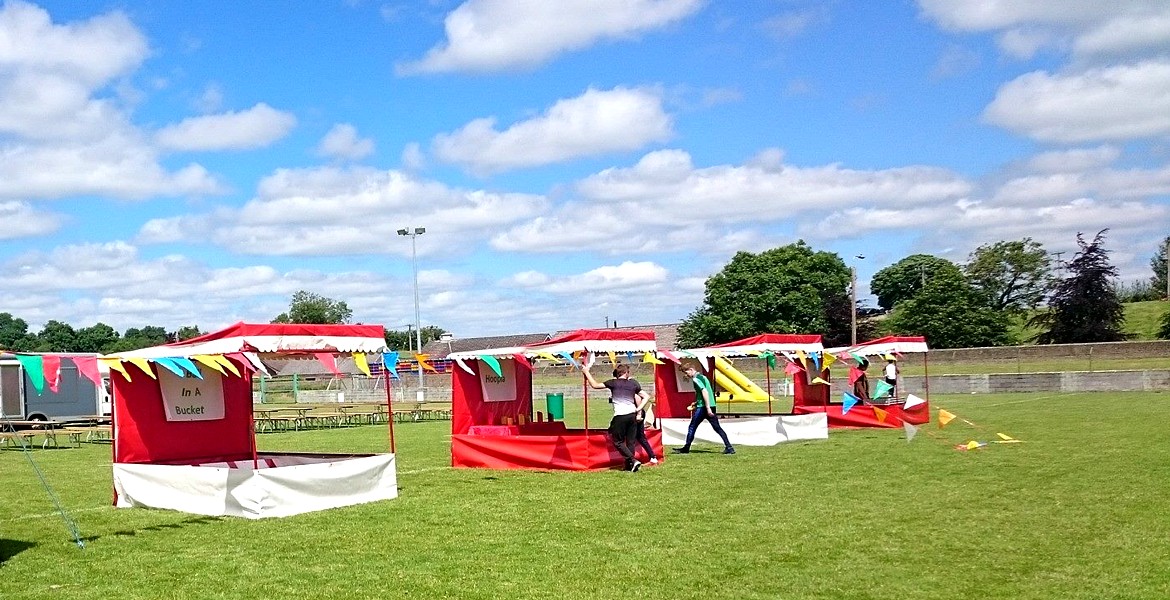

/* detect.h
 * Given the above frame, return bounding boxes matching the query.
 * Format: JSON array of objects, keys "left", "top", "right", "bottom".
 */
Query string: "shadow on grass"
[
  {"left": 81, "top": 515, "right": 221, "bottom": 543},
  {"left": 0, "top": 538, "right": 36, "bottom": 564}
]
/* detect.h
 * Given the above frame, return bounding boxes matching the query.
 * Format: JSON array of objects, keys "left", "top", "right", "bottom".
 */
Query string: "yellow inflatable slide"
[{"left": 712, "top": 356, "right": 770, "bottom": 402}]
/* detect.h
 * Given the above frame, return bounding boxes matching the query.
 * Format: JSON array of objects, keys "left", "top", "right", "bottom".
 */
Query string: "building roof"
[
  {"left": 420, "top": 333, "right": 552, "bottom": 359},
  {"left": 551, "top": 323, "right": 680, "bottom": 350}
]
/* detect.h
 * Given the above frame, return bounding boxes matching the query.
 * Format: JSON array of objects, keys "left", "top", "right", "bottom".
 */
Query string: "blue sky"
[{"left": 1, "top": 0, "right": 1168, "bottom": 337}]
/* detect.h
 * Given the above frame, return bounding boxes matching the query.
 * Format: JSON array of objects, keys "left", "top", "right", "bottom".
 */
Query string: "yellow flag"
[
  {"left": 212, "top": 354, "right": 241, "bottom": 377},
  {"left": 966, "top": 440, "right": 980, "bottom": 450},
  {"left": 873, "top": 406, "right": 888, "bottom": 423},
  {"left": 997, "top": 432, "right": 1014, "bottom": 441},
  {"left": 822, "top": 352, "right": 837, "bottom": 368},
  {"left": 796, "top": 349, "right": 807, "bottom": 366},
  {"left": 810, "top": 376, "right": 829, "bottom": 385},
  {"left": 353, "top": 352, "right": 372, "bottom": 377},
  {"left": 606, "top": 350, "right": 617, "bottom": 366},
  {"left": 536, "top": 351, "right": 560, "bottom": 363},
  {"left": 938, "top": 409, "right": 956, "bottom": 428},
  {"left": 642, "top": 352, "right": 664, "bottom": 365},
  {"left": 100, "top": 358, "right": 131, "bottom": 382},
  {"left": 192, "top": 355, "right": 227, "bottom": 376},
  {"left": 126, "top": 357, "right": 157, "bottom": 380}
]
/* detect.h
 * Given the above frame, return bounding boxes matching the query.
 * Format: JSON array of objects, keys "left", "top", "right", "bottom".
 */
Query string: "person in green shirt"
[{"left": 674, "top": 363, "right": 735, "bottom": 455}]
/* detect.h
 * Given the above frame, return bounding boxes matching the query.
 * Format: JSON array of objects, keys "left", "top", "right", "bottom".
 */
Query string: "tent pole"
[
  {"left": 384, "top": 363, "right": 397, "bottom": 454},
  {"left": 582, "top": 372, "right": 589, "bottom": 433},
  {"left": 923, "top": 351, "right": 929, "bottom": 402},
  {"left": 249, "top": 369, "right": 259, "bottom": 469},
  {"left": 765, "top": 359, "right": 773, "bottom": 416}
]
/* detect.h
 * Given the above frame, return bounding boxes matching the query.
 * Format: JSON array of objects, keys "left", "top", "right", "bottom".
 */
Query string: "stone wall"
[{"left": 926, "top": 340, "right": 1170, "bottom": 362}]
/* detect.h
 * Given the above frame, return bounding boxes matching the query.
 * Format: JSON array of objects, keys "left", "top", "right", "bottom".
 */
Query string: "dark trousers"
[
  {"left": 634, "top": 419, "right": 656, "bottom": 460},
  {"left": 608, "top": 413, "right": 639, "bottom": 469},
  {"left": 682, "top": 406, "right": 734, "bottom": 450}
]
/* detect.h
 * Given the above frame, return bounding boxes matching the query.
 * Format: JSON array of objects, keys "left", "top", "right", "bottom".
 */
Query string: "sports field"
[{"left": 2, "top": 392, "right": 1168, "bottom": 599}]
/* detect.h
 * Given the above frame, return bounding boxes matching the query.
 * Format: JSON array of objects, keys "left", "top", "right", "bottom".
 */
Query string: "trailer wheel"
[{"left": 27, "top": 413, "right": 48, "bottom": 427}]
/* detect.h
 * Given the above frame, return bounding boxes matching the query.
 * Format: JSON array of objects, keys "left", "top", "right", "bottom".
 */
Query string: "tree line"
[{"left": 678, "top": 231, "right": 1170, "bottom": 349}]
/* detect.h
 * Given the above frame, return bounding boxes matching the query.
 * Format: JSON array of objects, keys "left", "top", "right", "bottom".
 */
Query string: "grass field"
[{"left": 3, "top": 392, "right": 1170, "bottom": 599}]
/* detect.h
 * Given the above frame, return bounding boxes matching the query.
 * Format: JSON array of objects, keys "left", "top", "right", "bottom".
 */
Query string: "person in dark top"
[
  {"left": 583, "top": 363, "right": 648, "bottom": 471},
  {"left": 853, "top": 356, "right": 871, "bottom": 401},
  {"left": 632, "top": 399, "right": 658, "bottom": 465}
]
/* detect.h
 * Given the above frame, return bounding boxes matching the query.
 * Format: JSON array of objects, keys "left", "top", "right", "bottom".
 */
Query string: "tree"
[
  {"left": 0, "top": 312, "right": 34, "bottom": 351},
  {"left": 1158, "top": 305, "right": 1170, "bottom": 340},
  {"left": 822, "top": 290, "right": 878, "bottom": 347},
  {"left": 75, "top": 323, "right": 120, "bottom": 353},
  {"left": 870, "top": 255, "right": 963, "bottom": 311},
  {"left": 1029, "top": 230, "right": 1127, "bottom": 344},
  {"left": 170, "top": 325, "right": 204, "bottom": 342},
  {"left": 882, "top": 269, "right": 1014, "bottom": 348},
  {"left": 35, "top": 320, "right": 78, "bottom": 352},
  {"left": 385, "top": 325, "right": 448, "bottom": 351},
  {"left": 1151, "top": 235, "right": 1169, "bottom": 300},
  {"left": 105, "top": 326, "right": 170, "bottom": 352},
  {"left": 964, "top": 238, "right": 1052, "bottom": 313},
  {"left": 677, "top": 242, "right": 851, "bottom": 348},
  {"left": 272, "top": 290, "right": 353, "bottom": 324}
]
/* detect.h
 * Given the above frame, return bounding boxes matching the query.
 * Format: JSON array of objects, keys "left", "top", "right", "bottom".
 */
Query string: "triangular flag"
[
  {"left": 100, "top": 358, "right": 131, "bottom": 382},
  {"left": 152, "top": 358, "right": 187, "bottom": 377},
  {"left": 822, "top": 352, "right": 837, "bottom": 368},
  {"left": 480, "top": 355, "right": 502, "bottom": 377},
  {"left": 583, "top": 351, "right": 596, "bottom": 369},
  {"left": 996, "top": 432, "right": 1014, "bottom": 441},
  {"left": 557, "top": 351, "right": 580, "bottom": 369},
  {"left": 783, "top": 361, "right": 803, "bottom": 376},
  {"left": 454, "top": 358, "right": 474, "bottom": 375},
  {"left": 383, "top": 352, "right": 400, "bottom": 379},
  {"left": 415, "top": 353, "right": 436, "bottom": 373},
  {"left": 842, "top": 392, "right": 859, "bottom": 414},
  {"left": 171, "top": 357, "right": 204, "bottom": 379},
  {"left": 536, "top": 351, "right": 560, "bottom": 363},
  {"left": 126, "top": 357, "right": 157, "bottom": 380},
  {"left": 795, "top": 349, "right": 807, "bottom": 367},
  {"left": 213, "top": 354, "right": 242, "bottom": 377},
  {"left": 41, "top": 354, "right": 61, "bottom": 393},
  {"left": 848, "top": 366, "right": 863, "bottom": 385},
  {"left": 873, "top": 380, "right": 893, "bottom": 400},
  {"left": 873, "top": 406, "right": 888, "bottom": 423},
  {"left": 353, "top": 353, "right": 372, "bottom": 377},
  {"left": 810, "top": 376, "right": 829, "bottom": 385},
  {"left": 809, "top": 352, "right": 821, "bottom": 371},
  {"left": 239, "top": 352, "right": 270, "bottom": 376},
  {"left": 606, "top": 350, "right": 617, "bottom": 366},
  {"left": 624, "top": 351, "right": 634, "bottom": 363},
  {"left": 761, "top": 351, "right": 776, "bottom": 369},
  {"left": 938, "top": 409, "right": 956, "bottom": 428},
  {"left": 14, "top": 354, "right": 45, "bottom": 394},
  {"left": 660, "top": 351, "right": 681, "bottom": 364},
  {"left": 849, "top": 351, "right": 867, "bottom": 365},
  {"left": 903, "top": 393, "right": 926, "bottom": 409},
  {"left": 72, "top": 356, "right": 103, "bottom": 388},
  {"left": 314, "top": 353, "right": 342, "bottom": 377},
  {"left": 192, "top": 355, "right": 227, "bottom": 377},
  {"left": 642, "top": 351, "right": 664, "bottom": 365},
  {"left": 512, "top": 353, "right": 534, "bottom": 371},
  {"left": 903, "top": 422, "right": 919, "bottom": 442}
]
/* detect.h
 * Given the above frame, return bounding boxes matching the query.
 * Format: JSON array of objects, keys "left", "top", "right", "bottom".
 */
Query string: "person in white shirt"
[{"left": 883, "top": 356, "right": 899, "bottom": 402}]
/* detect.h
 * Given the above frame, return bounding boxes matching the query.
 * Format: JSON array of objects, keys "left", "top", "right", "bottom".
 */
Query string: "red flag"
[
  {"left": 783, "top": 361, "right": 803, "bottom": 376},
  {"left": 42, "top": 355, "right": 62, "bottom": 393},
  {"left": 313, "top": 352, "right": 342, "bottom": 376},
  {"left": 72, "top": 356, "right": 103, "bottom": 388},
  {"left": 848, "top": 366, "right": 862, "bottom": 385},
  {"left": 512, "top": 353, "right": 534, "bottom": 371}
]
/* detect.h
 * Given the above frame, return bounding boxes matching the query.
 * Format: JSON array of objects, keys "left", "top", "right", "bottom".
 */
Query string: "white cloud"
[
  {"left": 0, "top": 201, "right": 61, "bottom": 239},
  {"left": 193, "top": 83, "right": 224, "bottom": 113},
  {"left": 983, "top": 61, "right": 1170, "bottom": 142},
  {"left": 155, "top": 103, "right": 297, "bottom": 151},
  {"left": 400, "top": 142, "right": 425, "bottom": 171},
  {"left": 433, "top": 87, "right": 673, "bottom": 174},
  {"left": 760, "top": 8, "right": 826, "bottom": 39},
  {"left": 397, "top": 0, "right": 703, "bottom": 74},
  {"left": 137, "top": 166, "right": 548, "bottom": 256},
  {"left": 316, "top": 123, "right": 375, "bottom": 160},
  {"left": 1022, "top": 146, "right": 1120, "bottom": 173},
  {"left": 1073, "top": 12, "right": 1170, "bottom": 58},
  {"left": 931, "top": 44, "right": 981, "bottom": 79}
]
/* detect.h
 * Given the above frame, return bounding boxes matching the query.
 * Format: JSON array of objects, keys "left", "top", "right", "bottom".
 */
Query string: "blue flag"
[{"left": 842, "top": 391, "right": 859, "bottom": 415}]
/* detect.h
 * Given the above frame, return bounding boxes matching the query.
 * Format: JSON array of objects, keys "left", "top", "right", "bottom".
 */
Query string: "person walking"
[
  {"left": 583, "top": 363, "right": 648, "bottom": 471},
  {"left": 883, "top": 355, "right": 899, "bottom": 402},
  {"left": 674, "top": 363, "right": 735, "bottom": 455},
  {"left": 632, "top": 400, "right": 659, "bottom": 465}
]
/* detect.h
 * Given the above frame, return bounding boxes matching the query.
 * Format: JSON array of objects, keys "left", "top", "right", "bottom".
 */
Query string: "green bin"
[{"left": 545, "top": 393, "right": 565, "bottom": 420}]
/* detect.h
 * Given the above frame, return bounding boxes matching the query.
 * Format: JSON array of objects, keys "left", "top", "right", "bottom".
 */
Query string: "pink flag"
[
  {"left": 783, "top": 361, "right": 803, "bottom": 376},
  {"left": 848, "top": 366, "right": 862, "bottom": 385},
  {"left": 42, "top": 355, "right": 62, "bottom": 393},
  {"left": 313, "top": 352, "right": 342, "bottom": 376},
  {"left": 72, "top": 356, "right": 103, "bottom": 388},
  {"left": 512, "top": 353, "right": 534, "bottom": 371}
]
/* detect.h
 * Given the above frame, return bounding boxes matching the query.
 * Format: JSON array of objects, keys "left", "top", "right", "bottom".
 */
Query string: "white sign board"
[
  {"left": 675, "top": 370, "right": 694, "bottom": 394},
  {"left": 479, "top": 359, "right": 517, "bottom": 403},
  {"left": 159, "top": 368, "right": 225, "bottom": 421}
]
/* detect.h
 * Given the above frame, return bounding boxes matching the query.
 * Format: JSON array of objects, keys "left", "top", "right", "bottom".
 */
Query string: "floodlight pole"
[
  {"left": 398, "top": 226, "right": 426, "bottom": 402},
  {"left": 850, "top": 255, "right": 864, "bottom": 346}
]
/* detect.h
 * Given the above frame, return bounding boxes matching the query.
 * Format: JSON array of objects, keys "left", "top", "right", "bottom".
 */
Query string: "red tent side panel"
[
  {"left": 653, "top": 363, "right": 693, "bottom": 418},
  {"left": 791, "top": 367, "right": 830, "bottom": 407},
  {"left": 452, "top": 429, "right": 661, "bottom": 470},
  {"left": 451, "top": 360, "right": 533, "bottom": 436},
  {"left": 113, "top": 364, "right": 255, "bottom": 464}
]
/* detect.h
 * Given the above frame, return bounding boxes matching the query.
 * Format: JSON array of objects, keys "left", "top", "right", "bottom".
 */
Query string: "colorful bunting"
[
  {"left": 810, "top": 376, "right": 829, "bottom": 385},
  {"left": 73, "top": 356, "right": 103, "bottom": 388},
  {"left": 873, "top": 380, "right": 893, "bottom": 400},
  {"left": 480, "top": 355, "right": 503, "bottom": 377},
  {"left": 795, "top": 349, "right": 807, "bottom": 367},
  {"left": 152, "top": 358, "right": 187, "bottom": 377},
  {"left": 126, "top": 357, "right": 157, "bottom": 380},
  {"left": 14, "top": 354, "right": 45, "bottom": 394},
  {"left": 214, "top": 354, "right": 242, "bottom": 377},
  {"left": 783, "top": 361, "right": 803, "bottom": 376},
  {"left": 415, "top": 353, "right": 436, "bottom": 373},
  {"left": 848, "top": 366, "right": 863, "bottom": 385},
  {"left": 454, "top": 358, "right": 474, "bottom": 375},
  {"left": 100, "top": 358, "right": 131, "bottom": 382},
  {"left": 41, "top": 354, "right": 61, "bottom": 393},
  {"left": 642, "top": 351, "right": 664, "bottom": 365},
  {"left": 171, "top": 357, "right": 203, "bottom": 379},
  {"left": 938, "top": 409, "right": 956, "bottom": 428},
  {"left": 353, "top": 352, "right": 372, "bottom": 377},
  {"left": 313, "top": 352, "right": 342, "bottom": 377},
  {"left": 849, "top": 351, "right": 867, "bottom": 365},
  {"left": 512, "top": 353, "right": 534, "bottom": 371},
  {"left": 903, "top": 422, "right": 919, "bottom": 442},
  {"left": 624, "top": 351, "right": 634, "bottom": 363},
  {"left": 535, "top": 351, "right": 560, "bottom": 363},
  {"left": 822, "top": 352, "right": 837, "bottom": 368},
  {"left": 606, "top": 350, "right": 617, "bottom": 366},
  {"left": 903, "top": 393, "right": 926, "bottom": 409},
  {"left": 873, "top": 406, "right": 889, "bottom": 423},
  {"left": 192, "top": 355, "right": 228, "bottom": 377},
  {"left": 842, "top": 392, "right": 859, "bottom": 414},
  {"left": 383, "top": 352, "right": 400, "bottom": 380},
  {"left": 660, "top": 351, "right": 681, "bottom": 364},
  {"left": 558, "top": 351, "right": 581, "bottom": 369},
  {"left": 760, "top": 351, "right": 776, "bottom": 369},
  {"left": 809, "top": 352, "right": 821, "bottom": 371}
]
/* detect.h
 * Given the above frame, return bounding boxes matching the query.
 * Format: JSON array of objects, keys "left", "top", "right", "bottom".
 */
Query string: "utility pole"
[
  {"left": 1165, "top": 238, "right": 1169, "bottom": 300},
  {"left": 398, "top": 226, "right": 426, "bottom": 402},
  {"left": 851, "top": 254, "right": 864, "bottom": 346}
]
